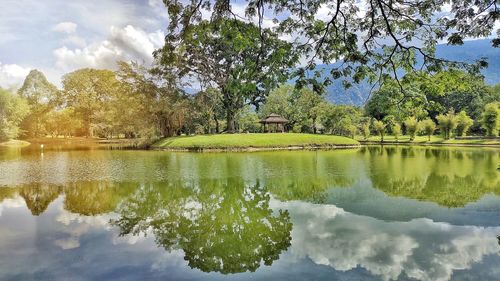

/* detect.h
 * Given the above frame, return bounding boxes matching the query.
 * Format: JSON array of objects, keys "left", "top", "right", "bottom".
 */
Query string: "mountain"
[{"left": 324, "top": 39, "right": 500, "bottom": 105}]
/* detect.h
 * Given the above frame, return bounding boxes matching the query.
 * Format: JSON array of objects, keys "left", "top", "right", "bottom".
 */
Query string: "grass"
[
  {"left": 357, "top": 135, "right": 500, "bottom": 145},
  {"left": 153, "top": 133, "right": 359, "bottom": 150},
  {"left": 0, "top": 140, "right": 31, "bottom": 148}
]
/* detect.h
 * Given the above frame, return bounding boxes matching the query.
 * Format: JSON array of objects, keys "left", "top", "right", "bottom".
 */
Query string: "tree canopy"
[{"left": 154, "top": 18, "right": 298, "bottom": 132}]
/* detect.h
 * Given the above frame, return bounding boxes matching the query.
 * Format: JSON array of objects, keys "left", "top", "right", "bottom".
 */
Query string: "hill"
[{"left": 324, "top": 39, "right": 500, "bottom": 105}]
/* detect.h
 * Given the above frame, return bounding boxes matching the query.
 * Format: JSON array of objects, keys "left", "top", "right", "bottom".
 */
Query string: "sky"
[{"left": 0, "top": 0, "right": 169, "bottom": 89}]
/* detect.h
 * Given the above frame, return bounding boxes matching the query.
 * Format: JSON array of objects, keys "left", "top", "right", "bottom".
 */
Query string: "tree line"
[{"left": 1, "top": 15, "right": 499, "bottom": 142}]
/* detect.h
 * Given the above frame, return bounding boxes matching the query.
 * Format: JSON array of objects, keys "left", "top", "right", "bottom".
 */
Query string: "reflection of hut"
[{"left": 259, "top": 113, "right": 288, "bottom": 133}]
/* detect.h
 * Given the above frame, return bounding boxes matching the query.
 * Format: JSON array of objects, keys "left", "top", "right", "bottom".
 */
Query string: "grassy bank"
[
  {"left": 153, "top": 133, "right": 359, "bottom": 151},
  {"left": 357, "top": 135, "right": 500, "bottom": 146},
  {"left": 0, "top": 140, "right": 31, "bottom": 148}
]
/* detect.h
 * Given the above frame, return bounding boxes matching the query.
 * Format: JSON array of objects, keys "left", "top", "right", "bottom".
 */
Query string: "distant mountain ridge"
[{"left": 324, "top": 39, "right": 500, "bottom": 105}]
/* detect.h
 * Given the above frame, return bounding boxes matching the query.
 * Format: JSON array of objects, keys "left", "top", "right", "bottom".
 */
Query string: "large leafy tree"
[
  {"left": 61, "top": 69, "right": 120, "bottom": 137},
  {"left": 160, "top": 0, "right": 500, "bottom": 94},
  {"left": 0, "top": 88, "right": 29, "bottom": 141},
  {"left": 154, "top": 18, "right": 298, "bottom": 132}
]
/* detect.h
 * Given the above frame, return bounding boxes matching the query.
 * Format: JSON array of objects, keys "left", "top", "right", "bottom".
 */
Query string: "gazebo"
[{"left": 259, "top": 113, "right": 288, "bottom": 133}]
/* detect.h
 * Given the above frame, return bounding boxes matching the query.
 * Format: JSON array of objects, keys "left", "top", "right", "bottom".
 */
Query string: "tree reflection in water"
[{"left": 111, "top": 178, "right": 293, "bottom": 274}]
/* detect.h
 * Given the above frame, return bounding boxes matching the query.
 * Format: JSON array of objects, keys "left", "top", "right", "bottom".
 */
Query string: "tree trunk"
[
  {"left": 214, "top": 115, "right": 220, "bottom": 134},
  {"left": 226, "top": 110, "right": 236, "bottom": 133}
]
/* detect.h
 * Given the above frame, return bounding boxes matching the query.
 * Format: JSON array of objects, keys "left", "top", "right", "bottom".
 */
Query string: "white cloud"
[
  {"left": 53, "top": 25, "right": 165, "bottom": 72},
  {"left": 53, "top": 21, "right": 78, "bottom": 34},
  {"left": 0, "top": 62, "right": 31, "bottom": 90},
  {"left": 274, "top": 199, "right": 500, "bottom": 281},
  {"left": 62, "top": 35, "right": 87, "bottom": 48}
]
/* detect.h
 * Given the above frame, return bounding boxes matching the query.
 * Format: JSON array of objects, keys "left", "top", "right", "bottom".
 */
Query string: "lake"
[{"left": 1, "top": 145, "right": 500, "bottom": 281}]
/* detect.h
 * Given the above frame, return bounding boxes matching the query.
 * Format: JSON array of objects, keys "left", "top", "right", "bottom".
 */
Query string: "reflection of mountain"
[
  {"left": 112, "top": 179, "right": 293, "bottom": 274},
  {"left": 277, "top": 199, "right": 500, "bottom": 281},
  {"left": 20, "top": 184, "right": 62, "bottom": 215}
]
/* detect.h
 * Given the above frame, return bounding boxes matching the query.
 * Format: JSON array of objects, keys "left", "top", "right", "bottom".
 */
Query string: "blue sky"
[{"left": 0, "top": 0, "right": 169, "bottom": 88}]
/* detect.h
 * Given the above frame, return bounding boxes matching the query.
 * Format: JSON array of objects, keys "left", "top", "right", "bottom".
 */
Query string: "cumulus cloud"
[
  {"left": 0, "top": 62, "right": 31, "bottom": 90},
  {"left": 53, "top": 25, "right": 165, "bottom": 72},
  {"left": 53, "top": 21, "right": 78, "bottom": 34},
  {"left": 273, "top": 199, "right": 500, "bottom": 281}
]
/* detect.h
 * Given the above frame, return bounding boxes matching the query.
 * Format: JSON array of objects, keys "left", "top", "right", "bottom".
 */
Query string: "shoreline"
[
  {"left": 3, "top": 137, "right": 500, "bottom": 152},
  {"left": 359, "top": 141, "right": 500, "bottom": 148},
  {"left": 151, "top": 144, "right": 361, "bottom": 152}
]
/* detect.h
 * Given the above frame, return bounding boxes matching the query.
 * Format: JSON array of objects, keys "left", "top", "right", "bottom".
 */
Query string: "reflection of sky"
[{"left": 1, "top": 195, "right": 499, "bottom": 281}]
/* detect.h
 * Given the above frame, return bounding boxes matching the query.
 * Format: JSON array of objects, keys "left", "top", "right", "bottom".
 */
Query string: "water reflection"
[
  {"left": 112, "top": 179, "right": 292, "bottom": 274},
  {"left": 0, "top": 147, "right": 500, "bottom": 280}
]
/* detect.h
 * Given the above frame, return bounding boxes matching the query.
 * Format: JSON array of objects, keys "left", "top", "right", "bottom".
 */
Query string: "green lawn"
[
  {"left": 153, "top": 133, "right": 359, "bottom": 150},
  {"left": 357, "top": 135, "right": 500, "bottom": 145},
  {"left": 0, "top": 140, "right": 31, "bottom": 148}
]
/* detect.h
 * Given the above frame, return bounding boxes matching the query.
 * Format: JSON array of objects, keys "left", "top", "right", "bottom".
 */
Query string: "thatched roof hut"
[{"left": 259, "top": 113, "right": 288, "bottom": 132}]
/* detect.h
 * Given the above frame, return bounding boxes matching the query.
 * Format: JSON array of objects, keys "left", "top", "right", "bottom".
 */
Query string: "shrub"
[
  {"left": 420, "top": 119, "right": 436, "bottom": 141},
  {"left": 456, "top": 111, "right": 474, "bottom": 137},
  {"left": 404, "top": 117, "right": 420, "bottom": 141},
  {"left": 392, "top": 123, "right": 401, "bottom": 142},
  {"left": 481, "top": 103, "right": 500, "bottom": 136},
  {"left": 436, "top": 110, "right": 458, "bottom": 140},
  {"left": 373, "top": 120, "right": 386, "bottom": 142}
]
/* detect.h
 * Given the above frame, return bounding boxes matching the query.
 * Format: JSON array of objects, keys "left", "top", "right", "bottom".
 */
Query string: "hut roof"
[{"left": 259, "top": 113, "right": 288, "bottom": 124}]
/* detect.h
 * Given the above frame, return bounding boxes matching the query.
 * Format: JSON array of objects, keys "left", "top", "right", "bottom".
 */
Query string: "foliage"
[
  {"left": 154, "top": 19, "right": 298, "bottom": 132},
  {"left": 481, "top": 103, "right": 500, "bottom": 136},
  {"left": 392, "top": 123, "right": 402, "bottom": 142},
  {"left": 455, "top": 111, "right": 474, "bottom": 137},
  {"left": 61, "top": 69, "right": 120, "bottom": 137},
  {"left": 436, "top": 110, "right": 458, "bottom": 140},
  {"left": 404, "top": 117, "right": 420, "bottom": 141},
  {"left": 321, "top": 104, "right": 363, "bottom": 137},
  {"left": 373, "top": 120, "right": 386, "bottom": 142},
  {"left": 160, "top": 0, "right": 499, "bottom": 92},
  {"left": 419, "top": 119, "right": 436, "bottom": 141},
  {"left": 359, "top": 118, "right": 371, "bottom": 140},
  {"left": 0, "top": 88, "right": 29, "bottom": 141}
]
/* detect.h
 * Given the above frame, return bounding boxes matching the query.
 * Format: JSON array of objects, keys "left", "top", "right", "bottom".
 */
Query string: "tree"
[
  {"left": 420, "top": 119, "right": 436, "bottom": 141},
  {"left": 17, "top": 70, "right": 59, "bottom": 137},
  {"left": 404, "top": 117, "right": 420, "bottom": 141},
  {"left": 0, "top": 88, "right": 29, "bottom": 141},
  {"left": 436, "top": 110, "right": 458, "bottom": 140},
  {"left": 160, "top": 0, "right": 498, "bottom": 93},
  {"left": 116, "top": 62, "right": 189, "bottom": 138},
  {"left": 456, "top": 111, "right": 474, "bottom": 137},
  {"left": 61, "top": 69, "right": 120, "bottom": 137},
  {"left": 392, "top": 123, "right": 401, "bottom": 142},
  {"left": 154, "top": 19, "right": 298, "bottom": 132},
  {"left": 373, "top": 120, "right": 386, "bottom": 142},
  {"left": 321, "top": 104, "right": 362, "bottom": 136},
  {"left": 193, "top": 88, "right": 224, "bottom": 134},
  {"left": 481, "top": 103, "right": 500, "bottom": 136},
  {"left": 359, "top": 118, "right": 371, "bottom": 140}
]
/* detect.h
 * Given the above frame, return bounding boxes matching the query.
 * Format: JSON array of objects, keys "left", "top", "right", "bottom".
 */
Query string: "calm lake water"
[{"left": 1, "top": 145, "right": 500, "bottom": 281}]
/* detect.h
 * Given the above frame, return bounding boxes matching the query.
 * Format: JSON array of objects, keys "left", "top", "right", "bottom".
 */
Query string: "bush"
[
  {"left": 420, "top": 119, "right": 436, "bottom": 141},
  {"left": 481, "top": 103, "right": 500, "bottom": 136},
  {"left": 373, "top": 120, "right": 386, "bottom": 142},
  {"left": 404, "top": 117, "right": 420, "bottom": 141},
  {"left": 436, "top": 110, "right": 458, "bottom": 140},
  {"left": 456, "top": 111, "right": 474, "bottom": 137},
  {"left": 392, "top": 123, "right": 401, "bottom": 142}
]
